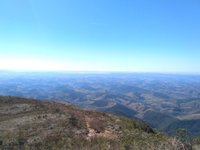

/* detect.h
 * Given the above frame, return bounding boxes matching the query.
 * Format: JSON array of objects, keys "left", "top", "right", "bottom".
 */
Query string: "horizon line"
[{"left": 0, "top": 69, "right": 200, "bottom": 75}]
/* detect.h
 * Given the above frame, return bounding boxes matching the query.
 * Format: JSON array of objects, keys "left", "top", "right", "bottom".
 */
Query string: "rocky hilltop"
[{"left": 0, "top": 96, "right": 187, "bottom": 150}]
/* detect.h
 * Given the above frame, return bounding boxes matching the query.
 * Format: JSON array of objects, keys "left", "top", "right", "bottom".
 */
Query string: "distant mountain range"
[{"left": 0, "top": 72, "right": 200, "bottom": 137}]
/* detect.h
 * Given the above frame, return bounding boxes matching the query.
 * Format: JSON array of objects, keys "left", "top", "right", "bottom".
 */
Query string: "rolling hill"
[
  {"left": 0, "top": 96, "right": 188, "bottom": 150},
  {"left": 0, "top": 72, "right": 200, "bottom": 138},
  {"left": 143, "top": 110, "right": 200, "bottom": 137}
]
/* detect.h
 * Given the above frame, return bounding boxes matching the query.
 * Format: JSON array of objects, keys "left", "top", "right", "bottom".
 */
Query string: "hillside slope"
[
  {"left": 0, "top": 96, "right": 186, "bottom": 150},
  {"left": 143, "top": 110, "right": 200, "bottom": 137}
]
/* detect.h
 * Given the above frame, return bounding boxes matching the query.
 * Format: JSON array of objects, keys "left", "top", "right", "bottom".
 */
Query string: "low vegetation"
[{"left": 0, "top": 96, "right": 189, "bottom": 150}]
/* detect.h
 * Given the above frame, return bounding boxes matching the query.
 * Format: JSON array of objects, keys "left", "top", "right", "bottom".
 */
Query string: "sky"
[{"left": 0, "top": 0, "right": 200, "bottom": 73}]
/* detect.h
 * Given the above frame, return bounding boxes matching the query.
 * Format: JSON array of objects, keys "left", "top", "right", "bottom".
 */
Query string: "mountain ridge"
[{"left": 0, "top": 96, "right": 187, "bottom": 150}]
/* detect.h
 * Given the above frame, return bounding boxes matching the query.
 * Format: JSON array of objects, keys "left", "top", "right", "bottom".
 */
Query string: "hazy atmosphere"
[
  {"left": 0, "top": 0, "right": 200, "bottom": 73},
  {"left": 1, "top": 1, "right": 200, "bottom": 149}
]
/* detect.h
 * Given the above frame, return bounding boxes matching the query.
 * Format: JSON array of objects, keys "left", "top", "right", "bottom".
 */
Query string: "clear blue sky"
[{"left": 0, "top": 0, "right": 200, "bottom": 73}]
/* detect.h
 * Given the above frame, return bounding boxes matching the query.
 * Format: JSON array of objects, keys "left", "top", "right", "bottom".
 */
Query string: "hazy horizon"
[{"left": 1, "top": 70, "right": 200, "bottom": 76}]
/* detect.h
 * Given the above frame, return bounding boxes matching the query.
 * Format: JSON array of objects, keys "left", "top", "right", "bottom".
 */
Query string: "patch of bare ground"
[{"left": 85, "top": 116, "right": 117, "bottom": 139}]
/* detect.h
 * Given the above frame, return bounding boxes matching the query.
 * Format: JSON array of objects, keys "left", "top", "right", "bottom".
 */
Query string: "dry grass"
[{"left": 0, "top": 96, "right": 189, "bottom": 150}]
